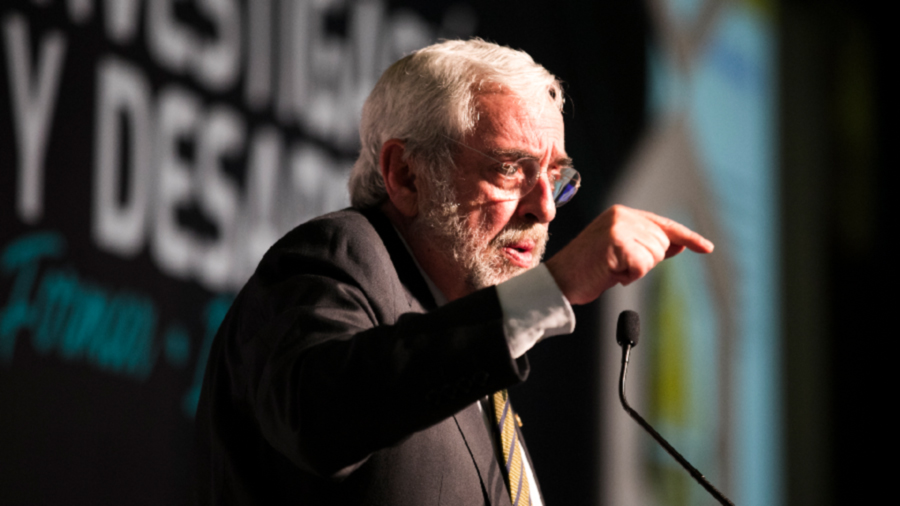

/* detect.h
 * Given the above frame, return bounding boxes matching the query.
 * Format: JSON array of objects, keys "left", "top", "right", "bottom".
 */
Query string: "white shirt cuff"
[{"left": 495, "top": 263, "right": 576, "bottom": 359}]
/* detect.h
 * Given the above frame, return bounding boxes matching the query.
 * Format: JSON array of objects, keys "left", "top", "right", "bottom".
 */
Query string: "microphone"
[{"left": 616, "top": 310, "right": 735, "bottom": 506}]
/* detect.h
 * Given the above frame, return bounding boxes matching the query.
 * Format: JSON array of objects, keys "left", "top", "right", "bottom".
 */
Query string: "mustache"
[{"left": 490, "top": 221, "right": 549, "bottom": 250}]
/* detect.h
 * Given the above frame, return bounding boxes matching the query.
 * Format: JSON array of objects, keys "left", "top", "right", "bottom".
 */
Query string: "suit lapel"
[
  {"left": 360, "top": 207, "right": 437, "bottom": 314},
  {"left": 363, "top": 207, "right": 524, "bottom": 505},
  {"left": 454, "top": 403, "right": 512, "bottom": 506}
]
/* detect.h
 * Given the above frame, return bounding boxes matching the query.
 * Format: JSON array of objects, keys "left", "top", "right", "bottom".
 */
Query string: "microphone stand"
[{"left": 618, "top": 317, "right": 735, "bottom": 506}]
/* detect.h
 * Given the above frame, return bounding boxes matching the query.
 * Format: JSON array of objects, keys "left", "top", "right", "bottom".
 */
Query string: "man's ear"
[{"left": 380, "top": 139, "right": 419, "bottom": 217}]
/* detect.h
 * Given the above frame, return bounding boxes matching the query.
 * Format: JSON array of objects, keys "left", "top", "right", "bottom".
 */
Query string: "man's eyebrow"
[
  {"left": 554, "top": 155, "right": 574, "bottom": 167},
  {"left": 489, "top": 148, "right": 574, "bottom": 167},
  {"left": 488, "top": 148, "right": 533, "bottom": 160}
]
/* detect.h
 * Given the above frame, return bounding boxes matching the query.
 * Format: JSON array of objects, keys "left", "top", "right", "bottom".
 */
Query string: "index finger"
[{"left": 641, "top": 210, "right": 715, "bottom": 254}]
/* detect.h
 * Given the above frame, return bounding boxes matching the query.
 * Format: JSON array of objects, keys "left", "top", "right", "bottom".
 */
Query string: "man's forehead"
[
  {"left": 474, "top": 90, "right": 561, "bottom": 124},
  {"left": 470, "top": 91, "right": 567, "bottom": 158}
]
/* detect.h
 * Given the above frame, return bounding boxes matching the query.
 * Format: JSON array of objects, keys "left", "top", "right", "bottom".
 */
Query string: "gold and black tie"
[{"left": 492, "top": 390, "right": 531, "bottom": 506}]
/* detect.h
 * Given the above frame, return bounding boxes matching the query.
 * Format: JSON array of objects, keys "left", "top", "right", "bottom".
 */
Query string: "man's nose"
[{"left": 517, "top": 171, "right": 556, "bottom": 224}]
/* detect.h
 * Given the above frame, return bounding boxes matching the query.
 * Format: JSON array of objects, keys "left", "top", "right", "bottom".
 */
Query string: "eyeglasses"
[{"left": 443, "top": 135, "right": 581, "bottom": 207}]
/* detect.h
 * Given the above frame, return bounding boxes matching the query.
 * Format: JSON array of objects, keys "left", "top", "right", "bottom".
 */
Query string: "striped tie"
[{"left": 493, "top": 390, "right": 531, "bottom": 506}]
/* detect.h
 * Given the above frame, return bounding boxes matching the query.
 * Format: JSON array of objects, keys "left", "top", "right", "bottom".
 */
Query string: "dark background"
[{"left": 1, "top": 1, "right": 891, "bottom": 505}]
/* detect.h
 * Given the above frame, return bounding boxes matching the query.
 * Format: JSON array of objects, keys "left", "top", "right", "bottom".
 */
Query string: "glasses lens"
[
  {"left": 521, "top": 159, "right": 541, "bottom": 187},
  {"left": 553, "top": 169, "right": 581, "bottom": 206}
]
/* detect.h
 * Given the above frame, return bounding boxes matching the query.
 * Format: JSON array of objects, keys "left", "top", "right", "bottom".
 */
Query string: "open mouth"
[{"left": 502, "top": 241, "right": 535, "bottom": 268}]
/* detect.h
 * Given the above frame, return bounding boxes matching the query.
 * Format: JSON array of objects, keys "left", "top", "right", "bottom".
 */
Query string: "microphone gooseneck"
[{"left": 616, "top": 310, "right": 735, "bottom": 506}]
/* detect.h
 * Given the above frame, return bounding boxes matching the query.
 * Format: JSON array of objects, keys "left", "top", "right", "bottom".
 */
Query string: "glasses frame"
[{"left": 441, "top": 134, "right": 581, "bottom": 207}]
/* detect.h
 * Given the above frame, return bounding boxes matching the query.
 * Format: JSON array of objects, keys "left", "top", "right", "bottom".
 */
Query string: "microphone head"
[{"left": 616, "top": 310, "right": 640, "bottom": 347}]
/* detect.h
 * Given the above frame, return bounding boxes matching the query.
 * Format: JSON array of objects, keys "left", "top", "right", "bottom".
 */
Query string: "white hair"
[{"left": 348, "top": 38, "right": 564, "bottom": 209}]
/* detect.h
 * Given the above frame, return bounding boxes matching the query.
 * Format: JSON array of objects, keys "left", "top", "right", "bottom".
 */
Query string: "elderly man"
[{"left": 195, "top": 39, "right": 712, "bottom": 506}]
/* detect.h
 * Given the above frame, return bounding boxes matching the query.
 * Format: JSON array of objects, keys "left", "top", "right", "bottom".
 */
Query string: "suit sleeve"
[{"left": 204, "top": 216, "right": 529, "bottom": 480}]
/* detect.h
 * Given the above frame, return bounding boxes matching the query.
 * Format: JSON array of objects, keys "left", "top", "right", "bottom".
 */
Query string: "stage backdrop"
[
  {"left": 1, "top": 1, "right": 652, "bottom": 505},
  {"left": 598, "top": 1, "right": 782, "bottom": 506}
]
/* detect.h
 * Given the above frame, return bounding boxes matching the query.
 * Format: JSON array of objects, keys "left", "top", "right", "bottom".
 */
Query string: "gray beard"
[{"left": 411, "top": 188, "right": 549, "bottom": 292}]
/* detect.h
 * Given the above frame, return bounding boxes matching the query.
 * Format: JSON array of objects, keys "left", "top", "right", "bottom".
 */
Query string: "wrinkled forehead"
[{"left": 469, "top": 89, "right": 565, "bottom": 151}]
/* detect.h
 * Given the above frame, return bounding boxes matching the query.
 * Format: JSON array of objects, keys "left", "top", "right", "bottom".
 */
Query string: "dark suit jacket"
[{"left": 195, "top": 207, "right": 535, "bottom": 505}]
